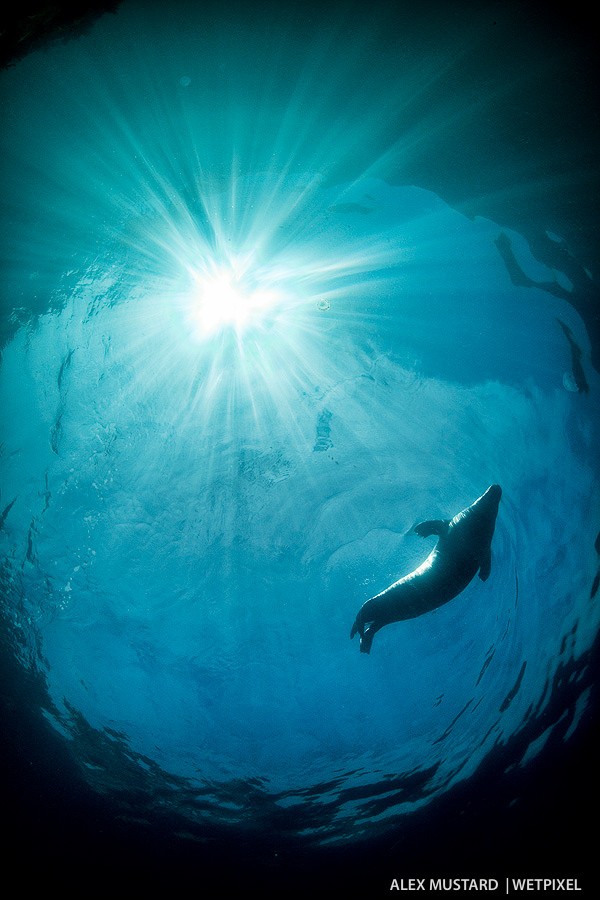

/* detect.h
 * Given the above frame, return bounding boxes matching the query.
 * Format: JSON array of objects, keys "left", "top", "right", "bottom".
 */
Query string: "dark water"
[{"left": 1, "top": 1, "right": 599, "bottom": 893}]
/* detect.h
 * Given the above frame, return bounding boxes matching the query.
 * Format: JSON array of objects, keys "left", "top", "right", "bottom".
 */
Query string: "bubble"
[
  {"left": 316, "top": 298, "right": 330, "bottom": 311},
  {"left": 179, "top": 75, "right": 191, "bottom": 87}
]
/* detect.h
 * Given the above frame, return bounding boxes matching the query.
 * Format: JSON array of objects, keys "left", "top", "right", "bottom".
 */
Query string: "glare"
[{"left": 188, "top": 264, "right": 282, "bottom": 337}]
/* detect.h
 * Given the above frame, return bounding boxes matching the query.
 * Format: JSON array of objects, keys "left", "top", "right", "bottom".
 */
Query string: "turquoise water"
[{"left": 1, "top": 0, "right": 598, "bottom": 886}]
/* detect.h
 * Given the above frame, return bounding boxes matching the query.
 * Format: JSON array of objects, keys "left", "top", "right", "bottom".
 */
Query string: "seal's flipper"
[
  {"left": 414, "top": 519, "right": 449, "bottom": 538},
  {"left": 360, "top": 625, "right": 376, "bottom": 654},
  {"left": 478, "top": 548, "right": 492, "bottom": 581}
]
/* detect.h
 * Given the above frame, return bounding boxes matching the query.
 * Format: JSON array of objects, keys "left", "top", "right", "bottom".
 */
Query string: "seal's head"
[
  {"left": 477, "top": 484, "right": 502, "bottom": 530},
  {"left": 486, "top": 484, "right": 502, "bottom": 505},
  {"left": 466, "top": 484, "right": 502, "bottom": 529}
]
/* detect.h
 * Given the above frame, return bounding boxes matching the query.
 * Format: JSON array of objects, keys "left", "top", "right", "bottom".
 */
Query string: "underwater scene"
[{"left": 1, "top": 0, "right": 598, "bottom": 893}]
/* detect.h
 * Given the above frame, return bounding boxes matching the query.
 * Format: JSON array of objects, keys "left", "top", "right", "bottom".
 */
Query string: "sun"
[{"left": 187, "top": 262, "right": 283, "bottom": 338}]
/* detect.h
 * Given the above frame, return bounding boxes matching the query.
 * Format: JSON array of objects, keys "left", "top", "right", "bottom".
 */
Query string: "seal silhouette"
[{"left": 350, "top": 484, "right": 502, "bottom": 653}]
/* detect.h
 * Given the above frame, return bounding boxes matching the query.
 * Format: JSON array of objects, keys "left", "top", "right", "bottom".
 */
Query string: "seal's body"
[{"left": 350, "top": 484, "right": 502, "bottom": 653}]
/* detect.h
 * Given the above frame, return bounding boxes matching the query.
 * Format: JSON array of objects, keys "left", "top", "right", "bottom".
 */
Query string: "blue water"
[{"left": 1, "top": 0, "right": 598, "bottom": 889}]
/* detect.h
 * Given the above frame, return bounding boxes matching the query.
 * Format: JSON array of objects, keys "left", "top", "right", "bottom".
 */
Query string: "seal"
[{"left": 350, "top": 484, "right": 502, "bottom": 653}]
